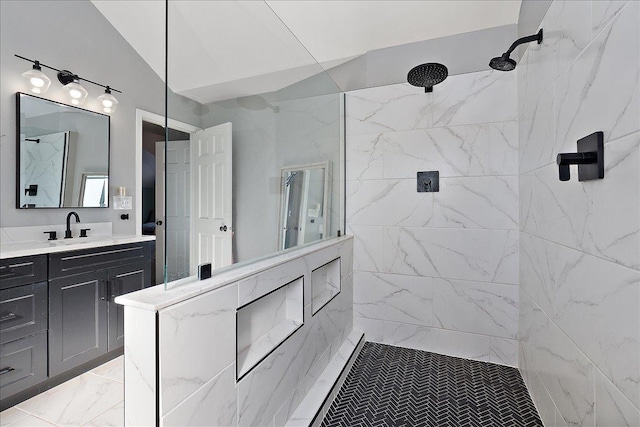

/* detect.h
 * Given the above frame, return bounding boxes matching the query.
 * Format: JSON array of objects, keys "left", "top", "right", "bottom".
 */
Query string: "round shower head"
[
  {"left": 407, "top": 62, "right": 448, "bottom": 92},
  {"left": 489, "top": 55, "right": 517, "bottom": 71}
]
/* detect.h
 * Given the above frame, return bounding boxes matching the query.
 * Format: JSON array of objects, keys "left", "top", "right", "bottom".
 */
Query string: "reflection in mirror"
[
  {"left": 16, "top": 93, "right": 109, "bottom": 208},
  {"left": 279, "top": 162, "right": 330, "bottom": 250}
]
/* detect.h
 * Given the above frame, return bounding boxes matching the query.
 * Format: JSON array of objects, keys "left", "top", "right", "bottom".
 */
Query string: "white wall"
[
  {"left": 346, "top": 69, "right": 520, "bottom": 366},
  {"left": 517, "top": 1, "right": 640, "bottom": 426},
  {"left": 0, "top": 0, "right": 201, "bottom": 233}
]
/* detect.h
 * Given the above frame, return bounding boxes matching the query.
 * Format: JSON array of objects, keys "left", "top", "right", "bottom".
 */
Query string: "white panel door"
[
  {"left": 156, "top": 140, "right": 191, "bottom": 283},
  {"left": 191, "top": 122, "right": 233, "bottom": 270}
]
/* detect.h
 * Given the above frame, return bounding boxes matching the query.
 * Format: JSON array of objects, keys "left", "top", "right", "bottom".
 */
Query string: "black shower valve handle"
[{"left": 556, "top": 131, "right": 604, "bottom": 182}]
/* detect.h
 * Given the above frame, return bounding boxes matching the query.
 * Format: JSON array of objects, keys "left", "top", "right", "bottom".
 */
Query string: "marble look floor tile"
[
  {"left": 555, "top": 0, "right": 639, "bottom": 153},
  {"left": 82, "top": 401, "right": 123, "bottom": 427},
  {"left": 555, "top": 245, "right": 640, "bottom": 408},
  {"left": 15, "top": 373, "right": 123, "bottom": 427},
  {"left": 353, "top": 271, "right": 433, "bottom": 327},
  {"left": 0, "top": 408, "right": 28, "bottom": 426},
  {"left": 595, "top": 370, "right": 640, "bottom": 427},
  {"left": 3, "top": 414, "right": 56, "bottom": 427},
  {"left": 89, "top": 356, "right": 123, "bottom": 383}
]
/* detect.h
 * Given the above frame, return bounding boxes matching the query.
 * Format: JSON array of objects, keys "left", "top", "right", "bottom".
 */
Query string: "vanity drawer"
[
  {"left": 0, "top": 256, "right": 47, "bottom": 290},
  {"left": 0, "top": 283, "right": 48, "bottom": 344},
  {"left": 0, "top": 332, "right": 47, "bottom": 400},
  {"left": 49, "top": 242, "right": 152, "bottom": 279}
]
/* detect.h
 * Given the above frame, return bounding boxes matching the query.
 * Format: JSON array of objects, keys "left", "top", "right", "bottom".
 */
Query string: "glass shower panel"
[{"left": 164, "top": 0, "right": 344, "bottom": 287}]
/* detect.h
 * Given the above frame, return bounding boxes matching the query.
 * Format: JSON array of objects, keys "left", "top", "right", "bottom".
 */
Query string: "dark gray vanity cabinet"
[
  {"left": 48, "top": 243, "right": 152, "bottom": 376},
  {"left": 107, "top": 261, "right": 149, "bottom": 350},
  {"left": 0, "top": 256, "right": 48, "bottom": 402},
  {"left": 48, "top": 270, "right": 109, "bottom": 376},
  {"left": 0, "top": 241, "right": 152, "bottom": 409}
]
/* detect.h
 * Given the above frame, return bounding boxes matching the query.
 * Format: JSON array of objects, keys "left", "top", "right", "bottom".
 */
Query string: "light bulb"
[
  {"left": 30, "top": 77, "right": 45, "bottom": 87},
  {"left": 62, "top": 81, "right": 88, "bottom": 106},
  {"left": 97, "top": 87, "right": 119, "bottom": 114},
  {"left": 21, "top": 62, "right": 51, "bottom": 94}
]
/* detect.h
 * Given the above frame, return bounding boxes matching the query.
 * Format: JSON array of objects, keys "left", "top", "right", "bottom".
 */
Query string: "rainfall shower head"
[
  {"left": 407, "top": 62, "right": 448, "bottom": 92},
  {"left": 489, "top": 29, "right": 543, "bottom": 72},
  {"left": 489, "top": 54, "right": 517, "bottom": 72}
]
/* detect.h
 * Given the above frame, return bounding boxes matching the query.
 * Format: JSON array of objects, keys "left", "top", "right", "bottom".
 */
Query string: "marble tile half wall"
[
  {"left": 345, "top": 69, "right": 520, "bottom": 366},
  {"left": 135, "top": 237, "right": 354, "bottom": 427}
]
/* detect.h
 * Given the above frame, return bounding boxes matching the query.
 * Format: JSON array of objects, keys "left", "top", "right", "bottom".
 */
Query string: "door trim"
[{"left": 134, "top": 109, "right": 200, "bottom": 235}]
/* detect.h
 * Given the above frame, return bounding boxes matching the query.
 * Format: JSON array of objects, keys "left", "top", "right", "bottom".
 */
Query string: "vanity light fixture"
[
  {"left": 58, "top": 70, "right": 89, "bottom": 106},
  {"left": 15, "top": 55, "right": 122, "bottom": 112},
  {"left": 21, "top": 60, "right": 51, "bottom": 94},
  {"left": 97, "top": 86, "right": 119, "bottom": 114}
]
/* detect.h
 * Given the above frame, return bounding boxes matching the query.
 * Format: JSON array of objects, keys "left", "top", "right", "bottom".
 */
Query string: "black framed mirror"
[{"left": 16, "top": 92, "right": 110, "bottom": 209}]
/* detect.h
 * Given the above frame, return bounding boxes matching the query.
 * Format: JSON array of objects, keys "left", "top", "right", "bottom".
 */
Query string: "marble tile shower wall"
[
  {"left": 345, "top": 69, "right": 520, "bottom": 366},
  {"left": 517, "top": 1, "right": 640, "bottom": 426}
]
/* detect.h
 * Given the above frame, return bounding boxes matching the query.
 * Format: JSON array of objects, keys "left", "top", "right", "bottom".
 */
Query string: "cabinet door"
[
  {"left": 107, "top": 262, "right": 150, "bottom": 351},
  {"left": 49, "top": 271, "right": 108, "bottom": 376}
]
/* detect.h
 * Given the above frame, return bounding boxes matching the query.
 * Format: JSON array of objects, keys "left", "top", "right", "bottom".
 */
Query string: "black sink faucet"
[{"left": 65, "top": 211, "right": 80, "bottom": 239}]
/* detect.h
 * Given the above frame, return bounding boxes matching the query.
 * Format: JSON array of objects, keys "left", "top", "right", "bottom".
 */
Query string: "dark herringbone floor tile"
[{"left": 321, "top": 342, "right": 543, "bottom": 427}]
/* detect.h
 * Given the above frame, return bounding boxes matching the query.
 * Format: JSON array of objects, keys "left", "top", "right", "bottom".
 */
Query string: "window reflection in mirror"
[{"left": 79, "top": 174, "right": 108, "bottom": 207}]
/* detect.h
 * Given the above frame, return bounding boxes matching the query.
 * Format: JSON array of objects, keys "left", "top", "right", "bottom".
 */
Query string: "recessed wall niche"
[
  {"left": 311, "top": 257, "right": 341, "bottom": 315},
  {"left": 236, "top": 276, "right": 303, "bottom": 380}
]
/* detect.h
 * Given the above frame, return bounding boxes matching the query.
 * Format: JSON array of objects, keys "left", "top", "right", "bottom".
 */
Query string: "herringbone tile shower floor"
[{"left": 321, "top": 342, "right": 542, "bottom": 427}]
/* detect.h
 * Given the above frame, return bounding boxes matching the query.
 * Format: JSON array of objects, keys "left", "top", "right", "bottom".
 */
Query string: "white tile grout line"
[
  {"left": 85, "top": 371, "right": 124, "bottom": 384},
  {"left": 7, "top": 407, "right": 60, "bottom": 427},
  {"left": 80, "top": 399, "right": 124, "bottom": 427}
]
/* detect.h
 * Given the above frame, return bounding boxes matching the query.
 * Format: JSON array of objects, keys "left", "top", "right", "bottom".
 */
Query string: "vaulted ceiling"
[{"left": 92, "top": 1, "right": 521, "bottom": 104}]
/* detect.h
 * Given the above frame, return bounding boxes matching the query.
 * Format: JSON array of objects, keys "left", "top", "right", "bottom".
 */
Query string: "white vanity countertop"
[
  {"left": 0, "top": 234, "right": 155, "bottom": 259},
  {"left": 115, "top": 235, "right": 353, "bottom": 312}
]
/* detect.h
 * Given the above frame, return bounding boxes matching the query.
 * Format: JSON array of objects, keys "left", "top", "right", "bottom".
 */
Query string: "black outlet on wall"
[{"left": 417, "top": 171, "right": 439, "bottom": 192}]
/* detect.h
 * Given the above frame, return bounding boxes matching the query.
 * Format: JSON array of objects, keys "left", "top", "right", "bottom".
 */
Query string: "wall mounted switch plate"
[{"left": 417, "top": 171, "right": 439, "bottom": 192}]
